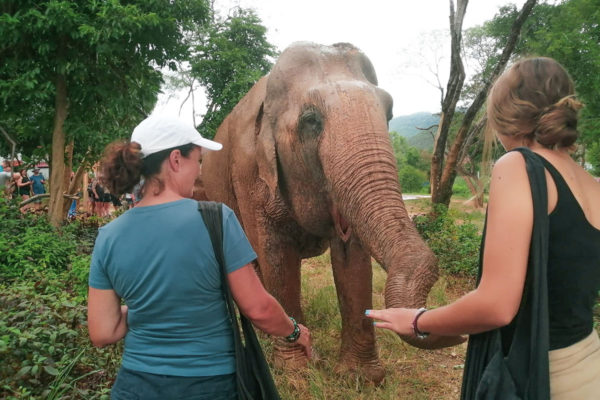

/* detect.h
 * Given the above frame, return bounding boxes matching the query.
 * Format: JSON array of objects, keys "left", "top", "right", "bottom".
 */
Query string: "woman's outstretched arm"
[{"left": 367, "top": 151, "right": 534, "bottom": 337}]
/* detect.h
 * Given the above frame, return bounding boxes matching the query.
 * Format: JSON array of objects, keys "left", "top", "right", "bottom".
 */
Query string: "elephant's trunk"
[{"left": 321, "top": 95, "right": 446, "bottom": 349}]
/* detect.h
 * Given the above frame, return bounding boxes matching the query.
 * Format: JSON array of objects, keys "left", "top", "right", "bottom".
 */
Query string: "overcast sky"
[{"left": 154, "top": 0, "right": 527, "bottom": 123}]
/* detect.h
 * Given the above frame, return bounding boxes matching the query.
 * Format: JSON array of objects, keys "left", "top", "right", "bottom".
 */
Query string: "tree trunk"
[
  {"left": 82, "top": 173, "right": 89, "bottom": 209},
  {"left": 431, "top": 0, "right": 538, "bottom": 206},
  {"left": 60, "top": 141, "right": 74, "bottom": 216},
  {"left": 430, "top": 0, "right": 467, "bottom": 204},
  {"left": 461, "top": 170, "right": 484, "bottom": 208},
  {"left": 48, "top": 74, "right": 69, "bottom": 227}
]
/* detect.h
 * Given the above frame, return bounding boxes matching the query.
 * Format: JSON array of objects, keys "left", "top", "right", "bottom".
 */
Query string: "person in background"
[
  {"left": 367, "top": 57, "right": 600, "bottom": 399},
  {"left": 9, "top": 173, "right": 20, "bottom": 200},
  {"left": 92, "top": 178, "right": 111, "bottom": 217},
  {"left": 87, "top": 174, "right": 96, "bottom": 215},
  {"left": 123, "top": 193, "right": 134, "bottom": 209},
  {"left": 29, "top": 168, "right": 46, "bottom": 210},
  {"left": 87, "top": 115, "right": 312, "bottom": 399},
  {"left": 131, "top": 178, "right": 144, "bottom": 205},
  {"left": 16, "top": 169, "right": 33, "bottom": 211},
  {"left": 0, "top": 161, "right": 13, "bottom": 196}
]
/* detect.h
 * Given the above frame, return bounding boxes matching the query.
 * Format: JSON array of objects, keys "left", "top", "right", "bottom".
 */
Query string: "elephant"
[{"left": 201, "top": 42, "right": 461, "bottom": 383}]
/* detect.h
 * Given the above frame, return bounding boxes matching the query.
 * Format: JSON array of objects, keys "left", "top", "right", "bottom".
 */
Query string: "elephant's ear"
[{"left": 256, "top": 103, "right": 279, "bottom": 198}]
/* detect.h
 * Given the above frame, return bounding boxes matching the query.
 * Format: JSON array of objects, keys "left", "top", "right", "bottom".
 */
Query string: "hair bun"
[
  {"left": 100, "top": 141, "right": 143, "bottom": 196},
  {"left": 535, "top": 96, "right": 583, "bottom": 148}
]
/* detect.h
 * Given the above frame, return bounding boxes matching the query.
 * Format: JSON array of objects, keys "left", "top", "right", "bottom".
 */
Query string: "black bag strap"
[{"left": 198, "top": 201, "right": 281, "bottom": 400}]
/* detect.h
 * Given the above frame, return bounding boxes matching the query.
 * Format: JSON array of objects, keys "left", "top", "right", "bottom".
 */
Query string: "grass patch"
[{"left": 268, "top": 254, "right": 470, "bottom": 399}]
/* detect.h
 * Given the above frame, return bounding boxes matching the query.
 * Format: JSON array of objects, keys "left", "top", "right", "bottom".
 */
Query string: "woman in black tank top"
[
  {"left": 17, "top": 169, "right": 32, "bottom": 197},
  {"left": 366, "top": 57, "right": 600, "bottom": 399}
]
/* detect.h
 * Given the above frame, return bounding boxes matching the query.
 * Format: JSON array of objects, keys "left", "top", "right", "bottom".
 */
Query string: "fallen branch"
[{"left": 19, "top": 193, "right": 80, "bottom": 207}]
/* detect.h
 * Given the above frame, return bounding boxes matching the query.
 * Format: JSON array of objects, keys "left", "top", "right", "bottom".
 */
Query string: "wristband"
[
  {"left": 284, "top": 317, "right": 301, "bottom": 343},
  {"left": 412, "top": 308, "right": 430, "bottom": 339}
]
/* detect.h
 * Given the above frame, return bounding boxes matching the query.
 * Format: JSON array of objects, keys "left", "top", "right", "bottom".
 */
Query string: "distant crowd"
[
  {"left": 0, "top": 160, "right": 140, "bottom": 218},
  {"left": 0, "top": 160, "right": 47, "bottom": 210}
]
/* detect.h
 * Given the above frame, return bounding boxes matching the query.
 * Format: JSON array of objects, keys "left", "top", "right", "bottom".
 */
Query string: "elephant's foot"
[
  {"left": 337, "top": 354, "right": 385, "bottom": 385},
  {"left": 272, "top": 338, "right": 309, "bottom": 370}
]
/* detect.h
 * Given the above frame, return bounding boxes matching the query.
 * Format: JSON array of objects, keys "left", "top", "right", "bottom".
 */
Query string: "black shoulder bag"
[
  {"left": 461, "top": 147, "right": 550, "bottom": 399},
  {"left": 198, "top": 201, "right": 281, "bottom": 400}
]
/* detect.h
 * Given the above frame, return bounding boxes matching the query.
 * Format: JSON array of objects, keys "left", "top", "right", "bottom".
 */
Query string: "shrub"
[
  {"left": 70, "top": 254, "right": 93, "bottom": 297},
  {"left": 0, "top": 280, "right": 119, "bottom": 398},
  {"left": 451, "top": 176, "right": 472, "bottom": 197},
  {"left": 399, "top": 165, "right": 428, "bottom": 193},
  {"left": 0, "top": 198, "right": 98, "bottom": 283},
  {"left": 414, "top": 204, "right": 481, "bottom": 277}
]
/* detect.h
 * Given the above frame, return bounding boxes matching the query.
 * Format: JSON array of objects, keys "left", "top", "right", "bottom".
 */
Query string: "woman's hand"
[
  {"left": 366, "top": 308, "right": 467, "bottom": 349},
  {"left": 365, "top": 308, "right": 417, "bottom": 335},
  {"left": 296, "top": 323, "right": 312, "bottom": 359}
]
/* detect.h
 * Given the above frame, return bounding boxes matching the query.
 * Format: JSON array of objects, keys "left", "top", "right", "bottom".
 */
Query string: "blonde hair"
[{"left": 486, "top": 57, "right": 583, "bottom": 149}]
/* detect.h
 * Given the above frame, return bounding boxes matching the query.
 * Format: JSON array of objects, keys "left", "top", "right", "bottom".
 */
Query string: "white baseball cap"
[{"left": 131, "top": 115, "right": 222, "bottom": 157}]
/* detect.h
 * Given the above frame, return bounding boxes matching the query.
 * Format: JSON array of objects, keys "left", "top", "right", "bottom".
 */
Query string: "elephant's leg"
[
  {"left": 254, "top": 230, "right": 308, "bottom": 368},
  {"left": 330, "top": 236, "right": 385, "bottom": 384}
]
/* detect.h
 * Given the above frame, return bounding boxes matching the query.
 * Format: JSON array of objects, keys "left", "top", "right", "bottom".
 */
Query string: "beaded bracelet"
[{"left": 285, "top": 317, "right": 301, "bottom": 343}]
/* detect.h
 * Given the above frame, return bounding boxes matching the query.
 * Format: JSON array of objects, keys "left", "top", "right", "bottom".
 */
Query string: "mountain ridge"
[{"left": 389, "top": 112, "right": 439, "bottom": 150}]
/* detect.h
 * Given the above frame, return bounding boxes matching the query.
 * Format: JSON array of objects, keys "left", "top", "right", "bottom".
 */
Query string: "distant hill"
[{"left": 389, "top": 112, "right": 439, "bottom": 150}]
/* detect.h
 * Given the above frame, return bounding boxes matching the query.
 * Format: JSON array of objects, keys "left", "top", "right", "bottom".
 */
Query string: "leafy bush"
[
  {"left": 0, "top": 198, "right": 97, "bottom": 283},
  {"left": 0, "top": 280, "right": 119, "bottom": 399},
  {"left": 0, "top": 224, "right": 76, "bottom": 280},
  {"left": 414, "top": 204, "right": 481, "bottom": 277},
  {"left": 451, "top": 176, "right": 472, "bottom": 197},
  {"left": 0, "top": 197, "right": 118, "bottom": 398},
  {"left": 70, "top": 254, "right": 93, "bottom": 297},
  {"left": 399, "top": 165, "right": 428, "bottom": 193}
]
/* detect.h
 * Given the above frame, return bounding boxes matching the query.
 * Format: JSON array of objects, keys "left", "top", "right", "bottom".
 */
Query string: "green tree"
[
  {"left": 466, "top": 0, "right": 600, "bottom": 171},
  {"left": 390, "top": 132, "right": 430, "bottom": 192},
  {"left": 189, "top": 7, "right": 277, "bottom": 139},
  {"left": 0, "top": 1, "right": 210, "bottom": 225},
  {"left": 429, "top": 0, "right": 537, "bottom": 207}
]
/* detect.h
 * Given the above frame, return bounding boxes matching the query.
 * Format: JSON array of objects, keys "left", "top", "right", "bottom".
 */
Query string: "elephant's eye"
[{"left": 297, "top": 105, "right": 324, "bottom": 142}]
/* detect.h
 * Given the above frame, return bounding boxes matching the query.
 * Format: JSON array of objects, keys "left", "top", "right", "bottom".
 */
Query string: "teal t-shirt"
[
  {"left": 29, "top": 174, "right": 45, "bottom": 194},
  {"left": 89, "top": 199, "right": 257, "bottom": 377}
]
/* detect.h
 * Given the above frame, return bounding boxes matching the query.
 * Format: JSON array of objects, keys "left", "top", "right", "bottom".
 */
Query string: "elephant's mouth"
[{"left": 332, "top": 204, "right": 352, "bottom": 242}]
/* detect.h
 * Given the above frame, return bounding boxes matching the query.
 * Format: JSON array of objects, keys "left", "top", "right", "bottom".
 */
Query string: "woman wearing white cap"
[{"left": 87, "top": 115, "right": 311, "bottom": 399}]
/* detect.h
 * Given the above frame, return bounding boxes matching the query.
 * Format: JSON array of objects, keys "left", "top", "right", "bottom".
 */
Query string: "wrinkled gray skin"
[{"left": 202, "top": 42, "right": 455, "bottom": 383}]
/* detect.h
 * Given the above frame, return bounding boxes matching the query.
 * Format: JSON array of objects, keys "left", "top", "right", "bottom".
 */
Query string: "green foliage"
[
  {"left": 0, "top": 199, "right": 77, "bottom": 281},
  {"left": 587, "top": 141, "right": 600, "bottom": 176},
  {"left": 189, "top": 7, "right": 277, "bottom": 138},
  {"left": 0, "top": 280, "right": 120, "bottom": 398},
  {"left": 451, "top": 176, "right": 472, "bottom": 198},
  {"left": 414, "top": 205, "right": 481, "bottom": 277},
  {"left": 465, "top": 0, "right": 600, "bottom": 170},
  {"left": 0, "top": 198, "right": 119, "bottom": 398},
  {"left": 0, "top": 0, "right": 211, "bottom": 161},
  {"left": 70, "top": 254, "right": 93, "bottom": 297},
  {"left": 399, "top": 165, "right": 428, "bottom": 193},
  {"left": 390, "top": 131, "right": 431, "bottom": 193}
]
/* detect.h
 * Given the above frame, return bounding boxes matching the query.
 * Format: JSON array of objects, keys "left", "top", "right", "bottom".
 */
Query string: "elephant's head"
[{"left": 255, "top": 42, "right": 446, "bottom": 348}]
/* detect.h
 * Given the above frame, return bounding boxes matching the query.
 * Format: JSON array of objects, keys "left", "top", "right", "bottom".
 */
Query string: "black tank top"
[
  {"left": 19, "top": 176, "right": 30, "bottom": 195},
  {"left": 537, "top": 155, "right": 600, "bottom": 350}
]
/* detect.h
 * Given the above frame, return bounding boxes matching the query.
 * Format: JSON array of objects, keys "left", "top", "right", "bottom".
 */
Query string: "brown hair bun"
[
  {"left": 101, "top": 141, "right": 143, "bottom": 196},
  {"left": 535, "top": 95, "right": 583, "bottom": 148}
]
